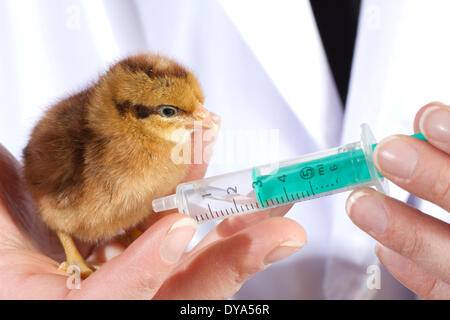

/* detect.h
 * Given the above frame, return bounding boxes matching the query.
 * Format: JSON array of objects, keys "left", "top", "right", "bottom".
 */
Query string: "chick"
[{"left": 23, "top": 54, "right": 215, "bottom": 277}]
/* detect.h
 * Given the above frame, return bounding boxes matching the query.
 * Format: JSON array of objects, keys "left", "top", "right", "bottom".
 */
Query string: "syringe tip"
[{"left": 152, "top": 194, "right": 177, "bottom": 212}]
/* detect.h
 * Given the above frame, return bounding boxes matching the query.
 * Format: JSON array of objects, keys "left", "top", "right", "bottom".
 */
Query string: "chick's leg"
[{"left": 56, "top": 231, "right": 93, "bottom": 279}]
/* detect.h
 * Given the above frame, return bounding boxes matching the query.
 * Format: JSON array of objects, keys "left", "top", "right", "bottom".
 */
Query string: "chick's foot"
[{"left": 57, "top": 231, "right": 94, "bottom": 279}]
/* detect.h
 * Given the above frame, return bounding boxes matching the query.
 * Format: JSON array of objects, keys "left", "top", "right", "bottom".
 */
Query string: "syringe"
[{"left": 152, "top": 124, "right": 426, "bottom": 223}]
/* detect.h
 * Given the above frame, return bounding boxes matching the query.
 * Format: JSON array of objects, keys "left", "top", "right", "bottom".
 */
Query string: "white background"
[{"left": 0, "top": 0, "right": 449, "bottom": 299}]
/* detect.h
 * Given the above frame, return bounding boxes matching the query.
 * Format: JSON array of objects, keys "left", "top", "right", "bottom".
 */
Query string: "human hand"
[
  {"left": 346, "top": 103, "right": 450, "bottom": 299},
  {"left": 0, "top": 122, "right": 306, "bottom": 299}
]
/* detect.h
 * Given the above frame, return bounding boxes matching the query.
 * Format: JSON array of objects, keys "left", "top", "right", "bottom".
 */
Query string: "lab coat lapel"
[
  {"left": 218, "top": 0, "right": 343, "bottom": 149},
  {"left": 324, "top": 0, "right": 411, "bottom": 299},
  {"left": 343, "top": 0, "right": 412, "bottom": 205}
]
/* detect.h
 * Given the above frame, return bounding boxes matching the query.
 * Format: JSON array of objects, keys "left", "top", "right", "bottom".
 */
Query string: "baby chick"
[{"left": 23, "top": 54, "right": 215, "bottom": 277}]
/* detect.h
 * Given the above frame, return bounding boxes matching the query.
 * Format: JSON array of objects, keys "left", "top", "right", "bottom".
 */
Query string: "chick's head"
[{"left": 89, "top": 54, "right": 215, "bottom": 144}]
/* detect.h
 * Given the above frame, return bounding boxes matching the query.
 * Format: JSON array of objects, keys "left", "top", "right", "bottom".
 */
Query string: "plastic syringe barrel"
[
  {"left": 253, "top": 129, "right": 426, "bottom": 209},
  {"left": 152, "top": 127, "right": 427, "bottom": 223}
]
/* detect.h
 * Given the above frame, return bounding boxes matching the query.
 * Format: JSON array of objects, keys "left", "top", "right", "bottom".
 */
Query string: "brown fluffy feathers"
[{"left": 23, "top": 54, "right": 211, "bottom": 242}]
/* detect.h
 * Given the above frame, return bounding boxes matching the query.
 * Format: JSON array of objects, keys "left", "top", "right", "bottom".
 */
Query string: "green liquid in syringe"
[
  {"left": 252, "top": 148, "right": 371, "bottom": 208},
  {"left": 252, "top": 132, "right": 426, "bottom": 208}
]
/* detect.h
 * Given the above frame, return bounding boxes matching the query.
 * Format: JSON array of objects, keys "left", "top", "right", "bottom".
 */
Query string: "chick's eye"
[{"left": 159, "top": 105, "right": 178, "bottom": 117}]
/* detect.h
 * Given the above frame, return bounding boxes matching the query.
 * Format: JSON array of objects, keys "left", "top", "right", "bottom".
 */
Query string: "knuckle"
[
  {"left": 228, "top": 262, "right": 261, "bottom": 289},
  {"left": 430, "top": 164, "right": 450, "bottom": 208},
  {"left": 397, "top": 225, "right": 423, "bottom": 260},
  {"left": 135, "top": 270, "right": 161, "bottom": 293}
]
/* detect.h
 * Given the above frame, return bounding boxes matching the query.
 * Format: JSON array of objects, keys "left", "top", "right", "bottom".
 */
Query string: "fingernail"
[
  {"left": 346, "top": 190, "right": 388, "bottom": 236},
  {"left": 375, "top": 136, "right": 418, "bottom": 180},
  {"left": 419, "top": 106, "right": 450, "bottom": 143},
  {"left": 264, "top": 241, "right": 305, "bottom": 265},
  {"left": 160, "top": 218, "right": 197, "bottom": 264}
]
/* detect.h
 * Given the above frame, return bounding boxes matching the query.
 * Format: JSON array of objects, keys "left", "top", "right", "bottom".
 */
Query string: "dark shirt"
[{"left": 310, "top": 0, "right": 361, "bottom": 107}]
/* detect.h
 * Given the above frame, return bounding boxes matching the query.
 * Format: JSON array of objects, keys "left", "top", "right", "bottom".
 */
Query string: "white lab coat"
[{"left": 0, "top": 0, "right": 448, "bottom": 299}]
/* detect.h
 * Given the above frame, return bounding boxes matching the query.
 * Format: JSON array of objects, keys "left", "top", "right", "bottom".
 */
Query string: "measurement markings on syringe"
[
  {"left": 252, "top": 148, "right": 373, "bottom": 208},
  {"left": 255, "top": 174, "right": 342, "bottom": 208},
  {"left": 199, "top": 198, "right": 261, "bottom": 221},
  {"left": 197, "top": 146, "right": 371, "bottom": 220},
  {"left": 208, "top": 203, "right": 213, "bottom": 216}
]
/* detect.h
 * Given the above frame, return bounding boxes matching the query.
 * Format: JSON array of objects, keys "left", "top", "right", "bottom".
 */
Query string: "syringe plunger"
[{"left": 152, "top": 194, "right": 177, "bottom": 212}]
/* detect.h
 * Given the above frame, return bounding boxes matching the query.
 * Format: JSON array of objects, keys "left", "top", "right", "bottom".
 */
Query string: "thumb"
[{"left": 68, "top": 213, "right": 197, "bottom": 299}]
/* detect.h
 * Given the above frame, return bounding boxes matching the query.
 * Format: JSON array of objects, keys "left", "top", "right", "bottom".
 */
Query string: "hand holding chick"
[
  {"left": 23, "top": 54, "right": 217, "bottom": 277},
  {"left": 0, "top": 142, "right": 306, "bottom": 298}
]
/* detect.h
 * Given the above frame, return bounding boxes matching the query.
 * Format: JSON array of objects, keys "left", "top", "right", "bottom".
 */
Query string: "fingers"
[
  {"left": 85, "top": 241, "right": 126, "bottom": 265},
  {"left": 346, "top": 188, "right": 450, "bottom": 284},
  {"left": 191, "top": 211, "right": 268, "bottom": 254},
  {"left": 413, "top": 103, "right": 450, "bottom": 154},
  {"left": 376, "top": 244, "right": 450, "bottom": 299},
  {"left": 268, "top": 203, "right": 294, "bottom": 218},
  {"left": 413, "top": 102, "right": 447, "bottom": 134},
  {"left": 181, "top": 113, "right": 221, "bottom": 183},
  {"left": 153, "top": 217, "right": 306, "bottom": 299},
  {"left": 68, "top": 214, "right": 197, "bottom": 299},
  {"left": 373, "top": 134, "right": 450, "bottom": 210},
  {"left": 189, "top": 204, "right": 293, "bottom": 255},
  {"left": 347, "top": 103, "right": 450, "bottom": 299}
]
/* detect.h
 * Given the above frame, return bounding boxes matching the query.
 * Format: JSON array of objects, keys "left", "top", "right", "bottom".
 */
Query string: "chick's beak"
[{"left": 191, "top": 106, "right": 219, "bottom": 131}]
